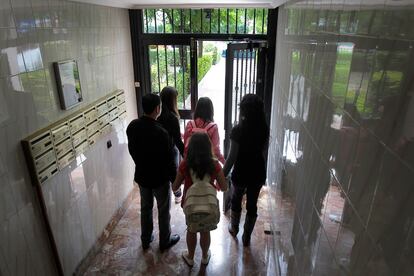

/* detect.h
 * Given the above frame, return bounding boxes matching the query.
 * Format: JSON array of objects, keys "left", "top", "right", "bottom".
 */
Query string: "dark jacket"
[
  {"left": 157, "top": 110, "right": 184, "bottom": 156},
  {"left": 230, "top": 124, "right": 268, "bottom": 185},
  {"left": 126, "top": 116, "right": 176, "bottom": 188}
]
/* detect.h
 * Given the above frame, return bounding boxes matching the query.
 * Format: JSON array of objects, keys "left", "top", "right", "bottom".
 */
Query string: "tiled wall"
[
  {"left": 0, "top": 0, "right": 136, "bottom": 275},
  {"left": 267, "top": 0, "right": 414, "bottom": 275}
]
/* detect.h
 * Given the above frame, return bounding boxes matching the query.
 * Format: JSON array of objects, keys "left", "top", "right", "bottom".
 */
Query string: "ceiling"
[
  {"left": 70, "top": 0, "right": 414, "bottom": 9},
  {"left": 69, "top": 0, "right": 289, "bottom": 9}
]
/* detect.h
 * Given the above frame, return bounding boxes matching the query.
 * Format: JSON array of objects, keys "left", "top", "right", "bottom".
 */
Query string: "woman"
[
  {"left": 223, "top": 94, "right": 269, "bottom": 246},
  {"left": 157, "top": 86, "right": 184, "bottom": 202},
  {"left": 183, "top": 97, "right": 225, "bottom": 164}
]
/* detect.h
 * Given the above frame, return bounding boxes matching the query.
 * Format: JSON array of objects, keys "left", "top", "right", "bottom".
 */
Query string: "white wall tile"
[{"left": 0, "top": 1, "right": 135, "bottom": 275}]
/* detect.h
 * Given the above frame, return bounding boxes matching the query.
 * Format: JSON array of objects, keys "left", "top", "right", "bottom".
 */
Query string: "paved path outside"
[{"left": 197, "top": 58, "right": 226, "bottom": 149}]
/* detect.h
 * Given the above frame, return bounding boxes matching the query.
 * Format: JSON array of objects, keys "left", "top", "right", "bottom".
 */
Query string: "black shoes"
[
  {"left": 160, "top": 234, "right": 180, "bottom": 251},
  {"left": 142, "top": 234, "right": 154, "bottom": 250},
  {"left": 228, "top": 211, "right": 241, "bottom": 237}
]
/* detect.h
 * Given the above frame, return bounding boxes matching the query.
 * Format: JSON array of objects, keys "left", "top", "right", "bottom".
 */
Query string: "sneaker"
[
  {"left": 160, "top": 234, "right": 180, "bottom": 251},
  {"left": 182, "top": 251, "right": 194, "bottom": 267},
  {"left": 201, "top": 250, "right": 211, "bottom": 265}
]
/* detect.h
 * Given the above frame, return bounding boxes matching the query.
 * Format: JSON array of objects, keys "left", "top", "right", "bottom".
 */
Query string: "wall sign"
[{"left": 54, "top": 60, "right": 83, "bottom": 110}]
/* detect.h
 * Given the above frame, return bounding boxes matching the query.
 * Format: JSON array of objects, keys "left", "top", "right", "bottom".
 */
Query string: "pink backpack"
[{"left": 184, "top": 120, "right": 215, "bottom": 150}]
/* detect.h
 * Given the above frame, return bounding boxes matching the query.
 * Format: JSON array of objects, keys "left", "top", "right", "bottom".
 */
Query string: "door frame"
[{"left": 128, "top": 8, "right": 277, "bottom": 118}]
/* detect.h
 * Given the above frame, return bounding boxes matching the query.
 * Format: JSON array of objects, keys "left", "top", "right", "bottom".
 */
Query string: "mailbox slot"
[
  {"left": 116, "top": 92, "right": 125, "bottom": 104},
  {"left": 57, "top": 150, "right": 75, "bottom": 169},
  {"left": 98, "top": 113, "right": 110, "bottom": 128},
  {"left": 72, "top": 129, "right": 87, "bottom": 147},
  {"left": 52, "top": 124, "right": 71, "bottom": 144},
  {"left": 88, "top": 131, "right": 100, "bottom": 145},
  {"left": 75, "top": 140, "right": 89, "bottom": 155},
  {"left": 69, "top": 115, "right": 85, "bottom": 134},
  {"left": 30, "top": 132, "right": 53, "bottom": 157},
  {"left": 96, "top": 101, "right": 108, "bottom": 117},
  {"left": 107, "top": 96, "right": 117, "bottom": 110},
  {"left": 86, "top": 121, "right": 99, "bottom": 136},
  {"left": 34, "top": 148, "right": 56, "bottom": 172},
  {"left": 119, "top": 111, "right": 127, "bottom": 120},
  {"left": 84, "top": 108, "right": 98, "bottom": 124},
  {"left": 55, "top": 137, "right": 73, "bottom": 158},
  {"left": 38, "top": 163, "right": 58, "bottom": 184}
]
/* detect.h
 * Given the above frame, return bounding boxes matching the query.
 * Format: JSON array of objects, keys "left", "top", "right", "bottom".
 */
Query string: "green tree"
[{"left": 144, "top": 8, "right": 268, "bottom": 35}]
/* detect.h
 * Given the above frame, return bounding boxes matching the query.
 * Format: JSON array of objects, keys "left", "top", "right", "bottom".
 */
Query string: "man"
[{"left": 126, "top": 93, "right": 180, "bottom": 250}]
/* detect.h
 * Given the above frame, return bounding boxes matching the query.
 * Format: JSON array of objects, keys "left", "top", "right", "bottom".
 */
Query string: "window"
[{"left": 143, "top": 8, "right": 268, "bottom": 35}]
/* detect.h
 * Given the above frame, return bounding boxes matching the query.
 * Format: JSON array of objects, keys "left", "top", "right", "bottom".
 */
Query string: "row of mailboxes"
[{"left": 22, "top": 89, "right": 127, "bottom": 185}]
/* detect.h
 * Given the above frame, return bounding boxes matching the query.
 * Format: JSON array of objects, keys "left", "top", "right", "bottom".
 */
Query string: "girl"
[
  {"left": 158, "top": 86, "right": 184, "bottom": 202},
  {"left": 223, "top": 94, "right": 269, "bottom": 246},
  {"left": 172, "top": 133, "right": 227, "bottom": 266},
  {"left": 184, "top": 97, "right": 225, "bottom": 164}
]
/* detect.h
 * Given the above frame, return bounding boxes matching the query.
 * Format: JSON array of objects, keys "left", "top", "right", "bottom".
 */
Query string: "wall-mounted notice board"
[{"left": 54, "top": 60, "right": 83, "bottom": 110}]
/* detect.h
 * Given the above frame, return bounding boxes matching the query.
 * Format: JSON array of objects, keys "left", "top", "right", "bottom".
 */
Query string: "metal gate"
[
  {"left": 142, "top": 39, "right": 198, "bottom": 121},
  {"left": 223, "top": 40, "right": 268, "bottom": 212}
]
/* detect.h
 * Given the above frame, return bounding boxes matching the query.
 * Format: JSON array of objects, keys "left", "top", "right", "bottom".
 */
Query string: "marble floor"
[{"left": 81, "top": 186, "right": 279, "bottom": 275}]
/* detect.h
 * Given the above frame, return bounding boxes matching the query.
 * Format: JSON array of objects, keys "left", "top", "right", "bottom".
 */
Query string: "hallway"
[
  {"left": 80, "top": 187, "right": 278, "bottom": 275},
  {"left": 1, "top": 0, "right": 414, "bottom": 275}
]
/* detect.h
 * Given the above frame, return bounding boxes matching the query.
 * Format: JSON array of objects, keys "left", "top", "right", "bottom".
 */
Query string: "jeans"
[
  {"left": 139, "top": 183, "right": 171, "bottom": 247},
  {"left": 231, "top": 183, "right": 262, "bottom": 217},
  {"left": 172, "top": 146, "right": 182, "bottom": 197}
]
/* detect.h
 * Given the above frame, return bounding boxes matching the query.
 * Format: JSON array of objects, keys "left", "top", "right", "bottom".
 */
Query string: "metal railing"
[
  {"left": 149, "top": 44, "right": 191, "bottom": 110},
  {"left": 143, "top": 8, "right": 268, "bottom": 35}
]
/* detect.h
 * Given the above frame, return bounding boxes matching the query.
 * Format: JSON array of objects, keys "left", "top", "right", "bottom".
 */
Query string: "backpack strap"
[
  {"left": 203, "top": 122, "right": 215, "bottom": 132},
  {"left": 193, "top": 120, "right": 215, "bottom": 131}
]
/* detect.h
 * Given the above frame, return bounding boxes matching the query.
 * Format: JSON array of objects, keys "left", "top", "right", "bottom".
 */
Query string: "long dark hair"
[
  {"left": 239, "top": 94, "right": 269, "bottom": 146},
  {"left": 186, "top": 133, "right": 215, "bottom": 180},
  {"left": 160, "top": 86, "right": 179, "bottom": 118},
  {"left": 194, "top": 97, "right": 214, "bottom": 122}
]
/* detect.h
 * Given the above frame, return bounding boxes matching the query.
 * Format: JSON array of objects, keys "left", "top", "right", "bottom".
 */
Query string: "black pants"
[
  {"left": 231, "top": 183, "right": 262, "bottom": 217},
  {"left": 138, "top": 183, "right": 171, "bottom": 247}
]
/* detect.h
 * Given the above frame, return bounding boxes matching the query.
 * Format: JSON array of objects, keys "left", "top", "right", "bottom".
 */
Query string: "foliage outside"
[
  {"left": 149, "top": 43, "right": 220, "bottom": 108},
  {"left": 144, "top": 8, "right": 268, "bottom": 35}
]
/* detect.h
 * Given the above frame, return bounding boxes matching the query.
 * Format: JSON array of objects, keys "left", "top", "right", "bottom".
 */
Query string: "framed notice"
[{"left": 54, "top": 60, "right": 83, "bottom": 110}]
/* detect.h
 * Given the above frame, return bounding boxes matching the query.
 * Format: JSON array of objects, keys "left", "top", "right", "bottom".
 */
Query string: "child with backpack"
[
  {"left": 184, "top": 97, "right": 225, "bottom": 164},
  {"left": 172, "top": 132, "right": 227, "bottom": 267}
]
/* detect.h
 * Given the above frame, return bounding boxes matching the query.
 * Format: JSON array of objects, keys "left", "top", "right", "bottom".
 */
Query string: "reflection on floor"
[{"left": 82, "top": 186, "right": 278, "bottom": 275}]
